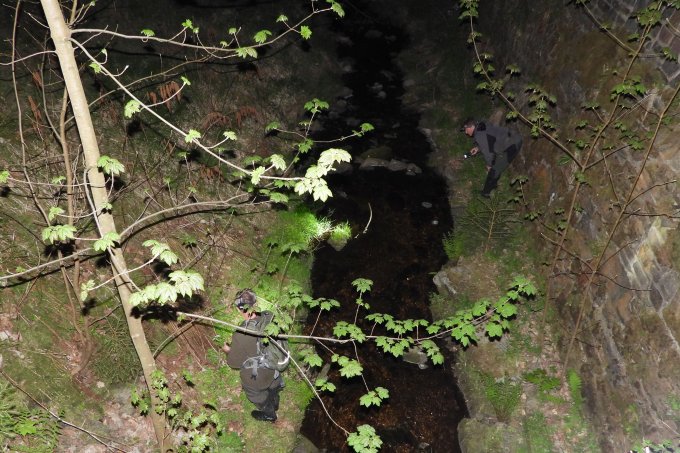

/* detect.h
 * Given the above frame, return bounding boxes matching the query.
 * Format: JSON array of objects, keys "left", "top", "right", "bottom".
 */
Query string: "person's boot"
[{"left": 251, "top": 410, "right": 276, "bottom": 422}]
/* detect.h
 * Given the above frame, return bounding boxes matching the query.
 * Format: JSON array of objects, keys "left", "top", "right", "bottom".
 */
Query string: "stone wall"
[
  {"left": 589, "top": 0, "right": 680, "bottom": 81},
  {"left": 475, "top": 0, "right": 680, "bottom": 449}
]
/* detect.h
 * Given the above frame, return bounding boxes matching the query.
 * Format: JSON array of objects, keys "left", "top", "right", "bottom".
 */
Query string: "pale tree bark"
[{"left": 40, "top": 0, "right": 167, "bottom": 448}]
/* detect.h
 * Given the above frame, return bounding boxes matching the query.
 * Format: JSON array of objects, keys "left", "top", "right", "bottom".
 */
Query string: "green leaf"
[
  {"left": 297, "top": 138, "right": 314, "bottom": 153},
  {"left": 42, "top": 224, "right": 77, "bottom": 244},
  {"left": 315, "top": 378, "right": 336, "bottom": 392},
  {"left": 243, "top": 156, "right": 263, "bottom": 167},
  {"left": 347, "top": 425, "right": 382, "bottom": 453},
  {"left": 360, "top": 390, "right": 382, "bottom": 407},
  {"left": 352, "top": 278, "right": 373, "bottom": 294},
  {"left": 360, "top": 123, "right": 374, "bottom": 133},
  {"left": 169, "top": 270, "right": 205, "bottom": 297},
  {"left": 304, "top": 98, "right": 329, "bottom": 113},
  {"left": 129, "top": 291, "right": 147, "bottom": 307},
  {"left": 496, "top": 301, "right": 517, "bottom": 318},
  {"left": 0, "top": 170, "right": 8, "bottom": 184},
  {"left": 268, "top": 192, "right": 289, "bottom": 204},
  {"left": 318, "top": 148, "right": 351, "bottom": 167},
  {"left": 143, "top": 240, "right": 178, "bottom": 265},
  {"left": 250, "top": 166, "right": 265, "bottom": 185},
  {"left": 328, "top": 0, "right": 345, "bottom": 17},
  {"left": 141, "top": 29, "right": 155, "bottom": 37},
  {"left": 312, "top": 182, "right": 332, "bottom": 202},
  {"left": 89, "top": 62, "right": 102, "bottom": 74},
  {"left": 253, "top": 30, "right": 272, "bottom": 44},
  {"left": 486, "top": 322, "right": 504, "bottom": 338},
  {"left": 159, "top": 249, "right": 178, "bottom": 266},
  {"left": 265, "top": 121, "right": 280, "bottom": 133},
  {"left": 334, "top": 356, "right": 363, "bottom": 378},
  {"left": 97, "top": 155, "right": 125, "bottom": 176},
  {"left": 124, "top": 99, "right": 141, "bottom": 118},
  {"left": 222, "top": 130, "right": 237, "bottom": 140},
  {"left": 472, "top": 299, "right": 490, "bottom": 316},
  {"left": 48, "top": 206, "right": 64, "bottom": 222},
  {"left": 156, "top": 282, "right": 177, "bottom": 304},
  {"left": 303, "top": 353, "right": 323, "bottom": 368},
  {"left": 269, "top": 154, "right": 286, "bottom": 171},
  {"left": 80, "top": 279, "right": 95, "bottom": 301},
  {"left": 94, "top": 231, "right": 120, "bottom": 251},
  {"left": 182, "top": 19, "right": 198, "bottom": 33},
  {"left": 236, "top": 47, "right": 258, "bottom": 59},
  {"left": 184, "top": 129, "right": 202, "bottom": 144},
  {"left": 276, "top": 14, "right": 288, "bottom": 22},
  {"left": 15, "top": 420, "right": 37, "bottom": 435},
  {"left": 300, "top": 25, "right": 312, "bottom": 40},
  {"left": 375, "top": 386, "right": 389, "bottom": 399},
  {"left": 180, "top": 75, "right": 191, "bottom": 86}
]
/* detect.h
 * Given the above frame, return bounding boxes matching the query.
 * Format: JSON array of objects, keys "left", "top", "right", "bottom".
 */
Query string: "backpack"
[{"left": 242, "top": 312, "right": 290, "bottom": 377}]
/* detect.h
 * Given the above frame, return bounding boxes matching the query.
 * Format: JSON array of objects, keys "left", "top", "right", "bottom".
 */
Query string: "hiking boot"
[{"left": 251, "top": 410, "right": 277, "bottom": 422}]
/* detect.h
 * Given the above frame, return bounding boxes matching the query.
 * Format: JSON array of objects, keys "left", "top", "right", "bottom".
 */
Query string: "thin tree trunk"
[{"left": 39, "top": 0, "right": 167, "bottom": 449}]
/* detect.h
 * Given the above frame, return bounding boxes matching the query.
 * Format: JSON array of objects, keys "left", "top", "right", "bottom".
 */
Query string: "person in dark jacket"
[
  {"left": 462, "top": 118, "right": 523, "bottom": 197},
  {"left": 223, "top": 289, "right": 283, "bottom": 422}
]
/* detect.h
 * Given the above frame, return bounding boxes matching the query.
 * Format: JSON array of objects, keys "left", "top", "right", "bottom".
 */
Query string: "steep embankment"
[{"left": 390, "top": 0, "right": 680, "bottom": 451}]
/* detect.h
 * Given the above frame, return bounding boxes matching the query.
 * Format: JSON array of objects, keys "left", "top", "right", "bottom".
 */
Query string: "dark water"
[{"left": 300, "top": 4, "right": 467, "bottom": 452}]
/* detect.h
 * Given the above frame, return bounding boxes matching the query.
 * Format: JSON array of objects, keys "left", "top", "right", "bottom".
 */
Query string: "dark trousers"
[
  {"left": 481, "top": 143, "right": 521, "bottom": 196},
  {"left": 243, "top": 374, "right": 283, "bottom": 416}
]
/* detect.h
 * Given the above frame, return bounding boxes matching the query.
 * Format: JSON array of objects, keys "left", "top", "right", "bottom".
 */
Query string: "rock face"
[{"left": 457, "top": 0, "right": 680, "bottom": 450}]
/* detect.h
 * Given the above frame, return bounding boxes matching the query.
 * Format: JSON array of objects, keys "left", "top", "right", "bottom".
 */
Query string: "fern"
[
  {"left": 455, "top": 195, "right": 519, "bottom": 252},
  {"left": 442, "top": 228, "right": 468, "bottom": 261},
  {"left": 0, "top": 382, "right": 60, "bottom": 451},
  {"left": 567, "top": 369, "right": 583, "bottom": 409},
  {"left": 480, "top": 373, "right": 521, "bottom": 422}
]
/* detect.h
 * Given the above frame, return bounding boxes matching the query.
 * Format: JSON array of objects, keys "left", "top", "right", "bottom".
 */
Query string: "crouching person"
[{"left": 223, "top": 289, "right": 288, "bottom": 422}]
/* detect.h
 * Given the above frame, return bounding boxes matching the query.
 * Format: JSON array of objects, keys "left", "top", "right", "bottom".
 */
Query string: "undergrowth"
[
  {"left": 91, "top": 310, "right": 142, "bottom": 385},
  {"left": 0, "top": 381, "right": 60, "bottom": 452},
  {"left": 480, "top": 373, "right": 522, "bottom": 423}
]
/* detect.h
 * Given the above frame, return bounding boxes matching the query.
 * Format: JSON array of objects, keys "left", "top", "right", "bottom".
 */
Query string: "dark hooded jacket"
[{"left": 472, "top": 120, "right": 522, "bottom": 172}]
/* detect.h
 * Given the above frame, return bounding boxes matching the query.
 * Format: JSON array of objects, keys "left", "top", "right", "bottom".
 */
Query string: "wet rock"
[
  {"left": 329, "top": 161, "right": 353, "bottom": 175},
  {"left": 458, "top": 418, "right": 525, "bottom": 453},
  {"left": 292, "top": 434, "right": 321, "bottom": 453},
  {"left": 345, "top": 117, "right": 361, "bottom": 127},
  {"left": 369, "top": 82, "right": 383, "bottom": 93},
  {"left": 336, "top": 34, "right": 352, "bottom": 46},
  {"left": 405, "top": 163, "right": 422, "bottom": 175},
  {"left": 358, "top": 145, "right": 393, "bottom": 161},
  {"left": 359, "top": 157, "right": 390, "bottom": 170},
  {"left": 364, "top": 29, "right": 383, "bottom": 39},
  {"left": 402, "top": 346, "right": 428, "bottom": 369},
  {"left": 432, "top": 268, "right": 458, "bottom": 296},
  {"left": 386, "top": 159, "right": 408, "bottom": 172},
  {"left": 337, "top": 87, "right": 353, "bottom": 99}
]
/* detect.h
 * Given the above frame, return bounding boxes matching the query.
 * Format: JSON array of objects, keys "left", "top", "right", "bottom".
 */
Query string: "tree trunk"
[{"left": 39, "top": 0, "right": 167, "bottom": 449}]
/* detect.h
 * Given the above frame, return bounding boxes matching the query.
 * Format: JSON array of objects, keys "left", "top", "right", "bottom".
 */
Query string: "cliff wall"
[{"left": 474, "top": 0, "right": 680, "bottom": 449}]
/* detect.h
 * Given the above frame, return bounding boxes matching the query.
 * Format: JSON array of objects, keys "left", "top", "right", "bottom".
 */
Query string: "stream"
[{"left": 299, "top": 4, "right": 467, "bottom": 452}]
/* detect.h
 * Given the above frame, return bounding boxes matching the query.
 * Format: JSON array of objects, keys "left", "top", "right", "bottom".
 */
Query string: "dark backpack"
[{"left": 242, "top": 312, "right": 290, "bottom": 376}]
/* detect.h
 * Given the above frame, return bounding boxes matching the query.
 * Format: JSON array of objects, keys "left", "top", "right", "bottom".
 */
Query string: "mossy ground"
[{"left": 0, "top": 0, "right": 347, "bottom": 450}]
